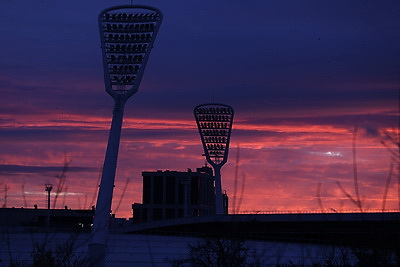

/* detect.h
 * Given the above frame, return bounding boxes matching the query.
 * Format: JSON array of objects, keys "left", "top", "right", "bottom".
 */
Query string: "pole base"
[{"left": 88, "top": 243, "right": 106, "bottom": 267}]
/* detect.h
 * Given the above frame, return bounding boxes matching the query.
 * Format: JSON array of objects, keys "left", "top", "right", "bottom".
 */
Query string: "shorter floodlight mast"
[
  {"left": 45, "top": 184, "right": 53, "bottom": 227},
  {"left": 194, "top": 103, "right": 234, "bottom": 214},
  {"left": 45, "top": 184, "right": 53, "bottom": 210},
  {"left": 89, "top": 5, "right": 162, "bottom": 266}
]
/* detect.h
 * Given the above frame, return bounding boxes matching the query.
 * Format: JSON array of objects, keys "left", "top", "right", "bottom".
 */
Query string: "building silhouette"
[
  {"left": 132, "top": 165, "right": 228, "bottom": 222},
  {"left": 0, "top": 206, "right": 94, "bottom": 231}
]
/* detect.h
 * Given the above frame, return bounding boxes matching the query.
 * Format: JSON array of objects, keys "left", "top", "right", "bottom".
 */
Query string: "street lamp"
[
  {"left": 45, "top": 184, "right": 53, "bottom": 210},
  {"left": 194, "top": 103, "right": 234, "bottom": 214},
  {"left": 89, "top": 5, "right": 162, "bottom": 266},
  {"left": 45, "top": 184, "right": 53, "bottom": 227}
]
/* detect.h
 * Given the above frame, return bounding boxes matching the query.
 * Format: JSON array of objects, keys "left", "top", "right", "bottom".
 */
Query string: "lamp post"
[
  {"left": 194, "top": 104, "right": 234, "bottom": 214},
  {"left": 45, "top": 184, "right": 52, "bottom": 227},
  {"left": 45, "top": 184, "right": 53, "bottom": 210},
  {"left": 89, "top": 5, "right": 162, "bottom": 266}
]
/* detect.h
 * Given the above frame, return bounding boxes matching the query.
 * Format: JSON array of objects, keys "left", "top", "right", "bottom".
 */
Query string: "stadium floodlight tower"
[
  {"left": 194, "top": 103, "right": 234, "bottom": 214},
  {"left": 89, "top": 5, "right": 162, "bottom": 266}
]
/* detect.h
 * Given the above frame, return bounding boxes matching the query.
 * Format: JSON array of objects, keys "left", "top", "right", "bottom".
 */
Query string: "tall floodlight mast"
[
  {"left": 194, "top": 103, "right": 234, "bottom": 214},
  {"left": 89, "top": 5, "right": 162, "bottom": 266}
]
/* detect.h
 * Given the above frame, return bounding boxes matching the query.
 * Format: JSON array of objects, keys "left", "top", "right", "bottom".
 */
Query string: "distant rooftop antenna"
[
  {"left": 89, "top": 5, "right": 162, "bottom": 266},
  {"left": 194, "top": 103, "right": 234, "bottom": 214}
]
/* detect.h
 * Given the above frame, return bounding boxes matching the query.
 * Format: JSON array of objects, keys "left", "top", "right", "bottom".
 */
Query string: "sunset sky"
[{"left": 1, "top": 0, "right": 399, "bottom": 218}]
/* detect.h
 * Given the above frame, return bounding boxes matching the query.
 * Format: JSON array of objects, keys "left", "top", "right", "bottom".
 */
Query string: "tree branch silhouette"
[
  {"left": 52, "top": 152, "right": 71, "bottom": 209},
  {"left": 382, "top": 162, "right": 393, "bottom": 211},
  {"left": 352, "top": 125, "right": 363, "bottom": 212}
]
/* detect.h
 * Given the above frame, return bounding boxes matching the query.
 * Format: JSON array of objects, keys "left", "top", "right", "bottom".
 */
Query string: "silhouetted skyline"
[{"left": 0, "top": 0, "right": 399, "bottom": 217}]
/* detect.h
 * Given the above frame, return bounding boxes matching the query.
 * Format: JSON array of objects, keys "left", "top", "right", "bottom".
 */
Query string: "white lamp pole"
[{"left": 89, "top": 5, "right": 162, "bottom": 266}]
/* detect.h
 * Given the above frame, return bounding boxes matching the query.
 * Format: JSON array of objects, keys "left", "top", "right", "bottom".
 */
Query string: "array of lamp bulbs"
[
  {"left": 194, "top": 106, "right": 234, "bottom": 164},
  {"left": 100, "top": 11, "right": 161, "bottom": 92}
]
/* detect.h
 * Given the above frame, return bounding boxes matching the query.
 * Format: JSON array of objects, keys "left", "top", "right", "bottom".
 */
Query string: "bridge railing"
[{"left": 235, "top": 209, "right": 400, "bottom": 214}]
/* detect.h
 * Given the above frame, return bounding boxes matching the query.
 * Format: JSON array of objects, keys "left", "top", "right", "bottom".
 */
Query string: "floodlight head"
[
  {"left": 45, "top": 184, "right": 53, "bottom": 192},
  {"left": 194, "top": 103, "right": 234, "bottom": 167},
  {"left": 98, "top": 5, "right": 162, "bottom": 99}
]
